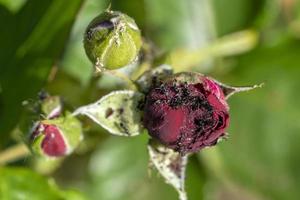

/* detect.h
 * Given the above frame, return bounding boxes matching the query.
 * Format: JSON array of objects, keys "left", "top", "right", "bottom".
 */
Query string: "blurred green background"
[{"left": 1, "top": 0, "right": 300, "bottom": 199}]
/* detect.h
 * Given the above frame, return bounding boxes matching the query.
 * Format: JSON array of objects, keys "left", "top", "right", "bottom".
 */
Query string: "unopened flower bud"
[
  {"left": 83, "top": 10, "right": 142, "bottom": 70},
  {"left": 143, "top": 72, "right": 230, "bottom": 154},
  {"left": 30, "top": 114, "right": 82, "bottom": 158},
  {"left": 40, "top": 96, "right": 62, "bottom": 119}
]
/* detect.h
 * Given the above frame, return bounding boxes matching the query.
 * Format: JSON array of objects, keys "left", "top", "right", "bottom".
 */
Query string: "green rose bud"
[
  {"left": 30, "top": 113, "right": 83, "bottom": 158},
  {"left": 83, "top": 10, "right": 142, "bottom": 70},
  {"left": 40, "top": 96, "right": 62, "bottom": 119}
]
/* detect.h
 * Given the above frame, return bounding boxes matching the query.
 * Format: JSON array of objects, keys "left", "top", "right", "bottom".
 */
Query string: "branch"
[{"left": 0, "top": 143, "right": 31, "bottom": 165}]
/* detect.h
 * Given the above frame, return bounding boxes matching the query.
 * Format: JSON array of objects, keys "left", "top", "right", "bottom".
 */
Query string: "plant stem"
[
  {"left": 131, "top": 62, "right": 151, "bottom": 81},
  {"left": 178, "top": 191, "right": 187, "bottom": 200},
  {"left": 169, "top": 30, "right": 258, "bottom": 72},
  {"left": 104, "top": 69, "right": 138, "bottom": 91},
  {"left": 0, "top": 143, "right": 30, "bottom": 166}
]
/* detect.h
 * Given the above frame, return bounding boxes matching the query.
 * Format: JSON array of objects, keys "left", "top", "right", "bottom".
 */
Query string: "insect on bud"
[
  {"left": 83, "top": 10, "right": 142, "bottom": 70},
  {"left": 30, "top": 114, "right": 82, "bottom": 158},
  {"left": 143, "top": 72, "right": 230, "bottom": 154}
]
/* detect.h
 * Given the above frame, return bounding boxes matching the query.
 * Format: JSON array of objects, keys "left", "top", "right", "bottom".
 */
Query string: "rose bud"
[
  {"left": 30, "top": 114, "right": 82, "bottom": 158},
  {"left": 40, "top": 95, "right": 62, "bottom": 119},
  {"left": 143, "top": 72, "right": 230, "bottom": 154},
  {"left": 83, "top": 10, "right": 142, "bottom": 70}
]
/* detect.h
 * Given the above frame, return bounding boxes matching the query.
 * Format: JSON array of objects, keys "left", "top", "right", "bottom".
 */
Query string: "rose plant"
[{"left": 0, "top": 8, "right": 262, "bottom": 200}]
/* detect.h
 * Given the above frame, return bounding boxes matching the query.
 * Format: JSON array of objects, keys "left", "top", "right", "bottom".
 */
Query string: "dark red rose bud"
[
  {"left": 143, "top": 72, "right": 230, "bottom": 154},
  {"left": 41, "top": 124, "right": 67, "bottom": 156},
  {"left": 29, "top": 114, "right": 82, "bottom": 158},
  {"left": 31, "top": 123, "right": 67, "bottom": 157}
]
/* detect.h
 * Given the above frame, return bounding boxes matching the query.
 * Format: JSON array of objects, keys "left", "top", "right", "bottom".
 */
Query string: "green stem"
[
  {"left": 169, "top": 30, "right": 258, "bottom": 72},
  {"left": 104, "top": 69, "right": 138, "bottom": 91},
  {"left": 130, "top": 62, "right": 151, "bottom": 81},
  {"left": 0, "top": 143, "right": 30, "bottom": 166}
]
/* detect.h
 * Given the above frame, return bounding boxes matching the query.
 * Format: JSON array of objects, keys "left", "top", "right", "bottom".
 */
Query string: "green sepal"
[{"left": 31, "top": 131, "right": 46, "bottom": 157}]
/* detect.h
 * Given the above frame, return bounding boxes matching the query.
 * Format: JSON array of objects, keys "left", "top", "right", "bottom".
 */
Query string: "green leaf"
[
  {"left": 0, "top": 167, "right": 86, "bottom": 200},
  {"left": 0, "top": 0, "right": 84, "bottom": 146},
  {"left": 73, "top": 90, "right": 144, "bottom": 136},
  {"left": 148, "top": 140, "right": 188, "bottom": 200},
  {"left": 0, "top": 0, "right": 26, "bottom": 13},
  {"left": 60, "top": 190, "right": 88, "bottom": 200}
]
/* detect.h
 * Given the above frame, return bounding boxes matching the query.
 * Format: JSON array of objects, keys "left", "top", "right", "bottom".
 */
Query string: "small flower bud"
[
  {"left": 83, "top": 10, "right": 142, "bottom": 70},
  {"left": 40, "top": 96, "right": 62, "bottom": 119},
  {"left": 30, "top": 114, "right": 82, "bottom": 158},
  {"left": 143, "top": 72, "right": 230, "bottom": 154}
]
